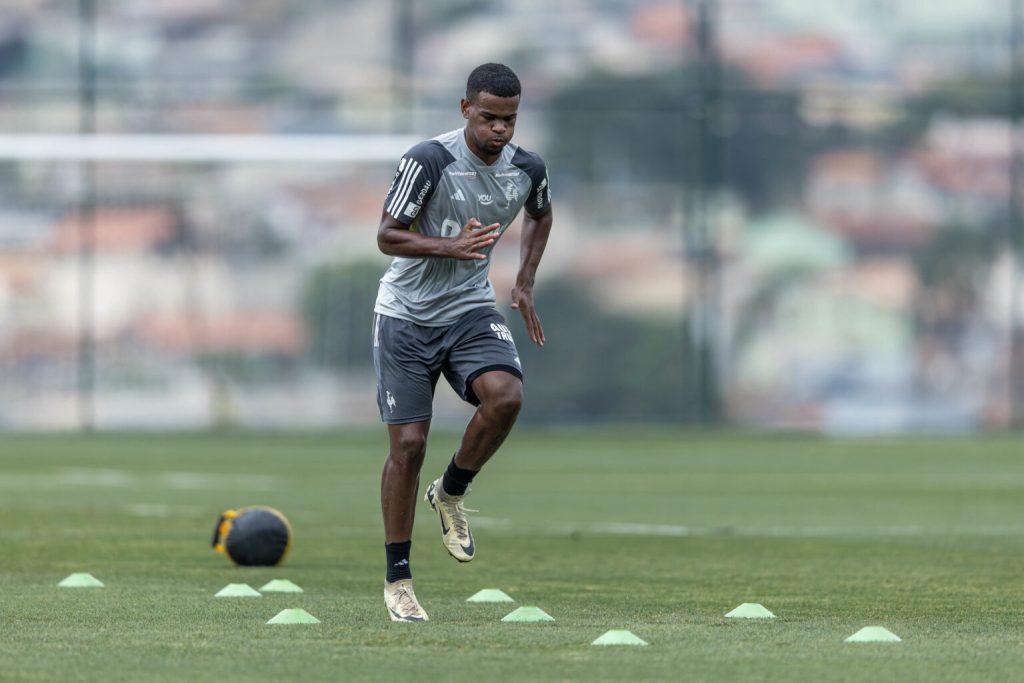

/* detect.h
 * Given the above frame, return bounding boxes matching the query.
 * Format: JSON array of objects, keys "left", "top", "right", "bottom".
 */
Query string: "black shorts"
[{"left": 372, "top": 307, "right": 523, "bottom": 424}]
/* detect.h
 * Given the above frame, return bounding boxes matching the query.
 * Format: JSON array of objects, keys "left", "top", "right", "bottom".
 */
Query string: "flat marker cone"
[
  {"left": 259, "top": 579, "right": 303, "bottom": 593},
  {"left": 215, "top": 583, "right": 261, "bottom": 597},
  {"left": 845, "top": 626, "right": 901, "bottom": 643},
  {"left": 725, "top": 603, "right": 776, "bottom": 619},
  {"left": 58, "top": 573, "right": 104, "bottom": 588},
  {"left": 466, "top": 589, "right": 514, "bottom": 603},
  {"left": 267, "top": 608, "right": 320, "bottom": 624},
  {"left": 591, "top": 630, "right": 649, "bottom": 646},
  {"left": 501, "top": 606, "right": 554, "bottom": 622}
]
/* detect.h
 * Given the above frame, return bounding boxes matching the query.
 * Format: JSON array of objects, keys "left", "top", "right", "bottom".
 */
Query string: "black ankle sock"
[
  {"left": 385, "top": 540, "right": 412, "bottom": 582},
  {"left": 442, "top": 454, "right": 478, "bottom": 497}
]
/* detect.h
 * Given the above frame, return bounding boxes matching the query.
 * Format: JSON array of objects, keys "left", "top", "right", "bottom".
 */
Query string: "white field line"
[
  {"left": 0, "top": 468, "right": 276, "bottom": 491},
  {"left": 57, "top": 468, "right": 133, "bottom": 487},
  {"left": 123, "top": 503, "right": 205, "bottom": 517},
  {"left": 471, "top": 516, "right": 1024, "bottom": 538},
  {"left": 158, "top": 471, "right": 276, "bottom": 491}
]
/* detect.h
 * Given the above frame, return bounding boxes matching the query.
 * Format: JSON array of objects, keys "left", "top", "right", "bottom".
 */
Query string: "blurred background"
[{"left": 0, "top": 0, "right": 1021, "bottom": 434}]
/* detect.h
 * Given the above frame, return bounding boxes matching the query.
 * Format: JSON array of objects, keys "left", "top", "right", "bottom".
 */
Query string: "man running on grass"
[{"left": 373, "top": 63, "right": 553, "bottom": 621}]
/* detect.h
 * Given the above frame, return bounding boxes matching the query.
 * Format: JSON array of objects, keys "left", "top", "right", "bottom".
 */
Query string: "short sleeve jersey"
[{"left": 374, "top": 128, "right": 551, "bottom": 326}]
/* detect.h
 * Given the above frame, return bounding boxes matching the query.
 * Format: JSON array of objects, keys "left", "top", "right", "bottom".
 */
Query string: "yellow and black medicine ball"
[{"left": 211, "top": 506, "right": 292, "bottom": 566}]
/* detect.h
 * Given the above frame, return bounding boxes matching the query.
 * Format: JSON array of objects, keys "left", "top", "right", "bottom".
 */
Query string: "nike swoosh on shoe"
[
  {"left": 390, "top": 607, "right": 425, "bottom": 622},
  {"left": 460, "top": 532, "right": 474, "bottom": 556}
]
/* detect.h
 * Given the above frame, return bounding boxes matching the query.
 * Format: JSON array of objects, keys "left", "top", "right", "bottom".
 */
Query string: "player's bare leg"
[
  {"left": 425, "top": 371, "right": 523, "bottom": 561},
  {"left": 456, "top": 371, "right": 523, "bottom": 470},
  {"left": 382, "top": 420, "right": 430, "bottom": 542},
  {"left": 382, "top": 420, "right": 430, "bottom": 621}
]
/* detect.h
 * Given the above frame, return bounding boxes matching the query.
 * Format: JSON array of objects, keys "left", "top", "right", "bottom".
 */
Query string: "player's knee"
[
  {"left": 389, "top": 430, "right": 427, "bottom": 466},
  {"left": 483, "top": 381, "right": 522, "bottom": 421}
]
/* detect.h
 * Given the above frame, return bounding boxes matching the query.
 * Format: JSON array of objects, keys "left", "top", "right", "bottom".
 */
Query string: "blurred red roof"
[
  {"left": 48, "top": 207, "right": 178, "bottom": 254},
  {"left": 133, "top": 312, "right": 305, "bottom": 355}
]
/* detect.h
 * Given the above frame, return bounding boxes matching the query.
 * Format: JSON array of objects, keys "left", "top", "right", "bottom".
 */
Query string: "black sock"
[
  {"left": 442, "top": 454, "right": 478, "bottom": 497},
  {"left": 385, "top": 540, "right": 412, "bottom": 582}
]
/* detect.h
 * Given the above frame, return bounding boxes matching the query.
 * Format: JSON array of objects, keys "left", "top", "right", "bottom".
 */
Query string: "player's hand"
[
  {"left": 447, "top": 218, "right": 499, "bottom": 260},
  {"left": 511, "top": 284, "right": 544, "bottom": 347}
]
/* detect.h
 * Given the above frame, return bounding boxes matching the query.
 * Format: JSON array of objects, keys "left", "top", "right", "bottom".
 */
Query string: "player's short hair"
[{"left": 466, "top": 63, "right": 521, "bottom": 102}]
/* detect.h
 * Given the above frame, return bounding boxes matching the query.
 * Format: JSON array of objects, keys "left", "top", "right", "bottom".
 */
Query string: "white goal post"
[{"left": 0, "top": 134, "right": 421, "bottom": 163}]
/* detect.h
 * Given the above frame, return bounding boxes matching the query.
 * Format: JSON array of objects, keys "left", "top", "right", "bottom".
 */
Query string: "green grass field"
[{"left": 2, "top": 429, "right": 1023, "bottom": 682}]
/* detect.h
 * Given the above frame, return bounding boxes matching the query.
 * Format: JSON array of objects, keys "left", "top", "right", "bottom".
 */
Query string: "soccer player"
[{"left": 373, "top": 63, "right": 553, "bottom": 622}]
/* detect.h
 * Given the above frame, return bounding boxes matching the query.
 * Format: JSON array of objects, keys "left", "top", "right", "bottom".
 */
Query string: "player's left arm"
[{"left": 511, "top": 204, "right": 552, "bottom": 347}]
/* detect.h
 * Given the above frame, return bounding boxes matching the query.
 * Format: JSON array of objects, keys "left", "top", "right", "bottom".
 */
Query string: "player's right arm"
[
  {"left": 376, "top": 141, "right": 499, "bottom": 260},
  {"left": 378, "top": 213, "right": 499, "bottom": 260}
]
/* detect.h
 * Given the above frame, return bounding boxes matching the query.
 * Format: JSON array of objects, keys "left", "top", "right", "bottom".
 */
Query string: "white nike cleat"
[
  {"left": 424, "top": 478, "right": 476, "bottom": 563},
  {"left": 384, "top": 579, "right": 429, "bottom": 622}
]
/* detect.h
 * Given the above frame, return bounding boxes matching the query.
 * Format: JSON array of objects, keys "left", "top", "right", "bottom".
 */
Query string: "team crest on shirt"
[{"left": 504, "top": 180, "right": 519, "bottom": 203}]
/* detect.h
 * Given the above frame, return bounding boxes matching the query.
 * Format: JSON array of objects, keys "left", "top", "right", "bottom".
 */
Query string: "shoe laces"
[
  {"left": 441, "top": 495, "right": 478, "bottom": 538},
  {"left": 394, "top": 585, "right": 423, "bottom": 616}
]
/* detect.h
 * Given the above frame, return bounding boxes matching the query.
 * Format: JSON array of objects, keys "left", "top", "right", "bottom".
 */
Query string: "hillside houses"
[{"left": 0, "top": 1, "right": 1020, "bottom": 429}]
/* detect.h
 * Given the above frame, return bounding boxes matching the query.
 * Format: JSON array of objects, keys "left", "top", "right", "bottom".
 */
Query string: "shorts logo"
[
  {"left": 386, "top": 391, "right": 397, "bottom": 413},
  {"left": 490, "top": 323, "right": 514, "bottom": 343}
]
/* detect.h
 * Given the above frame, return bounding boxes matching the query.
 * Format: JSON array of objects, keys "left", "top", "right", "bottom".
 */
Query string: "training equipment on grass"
[
  {"left": 466, "top": 588, "right": 514, "bottom": 603},
  {"left": 211, "top": 505, "right": 292, "bottom": 566},
  {"left": 259, "top": 579, "right": 303, "bottom": 593},
  {"left": 591, "top": 630, "right": 649, "bottom": 646},
  {"left": 57, "top": 573, "right": 104, "bottom": 588},
  {"left": 725, "top": 603, "right": 776, "bottom": 619},
  {"left": 845, "top": 626, "right": 901, "bottom": 642},
  {"left": 267, "top": 608, "right": 320, "bottom": 624},
  {"left": 501, "top": 606, "right": 554, "bottom": 622},
  {"left": 215, "top": 583, "right": 261, "bottom": 597}
]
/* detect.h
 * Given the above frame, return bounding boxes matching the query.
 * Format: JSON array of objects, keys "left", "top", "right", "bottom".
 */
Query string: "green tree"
[
  {"left": 514, "top": 280, "right": 692, "bottom": 423},
  {"left": 300, "top": 260, "right": 381, "bottom": 372},
  {"left": 913, "top": 224, "right": 999, "bottom": 340},
  {"left": 546, "top": 66, "right": 810, "bottom": 211},
  {"left": 875, "top": 70, "right": 1015, "bottom": 150}
]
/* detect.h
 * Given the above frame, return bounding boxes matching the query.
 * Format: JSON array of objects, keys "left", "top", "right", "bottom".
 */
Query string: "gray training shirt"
[{"left": 374, "top": 128, "right": 551, "bottom": 326}]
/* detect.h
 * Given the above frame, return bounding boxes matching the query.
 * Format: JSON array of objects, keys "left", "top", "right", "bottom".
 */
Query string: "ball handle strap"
[{"left": 210, "top": 509, "right": 238, "bottom": 552}]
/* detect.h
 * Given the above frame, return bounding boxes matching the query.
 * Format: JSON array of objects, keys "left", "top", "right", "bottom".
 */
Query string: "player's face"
[{"left": 461, "top": 91, "right": 519, "bottom": 161}]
